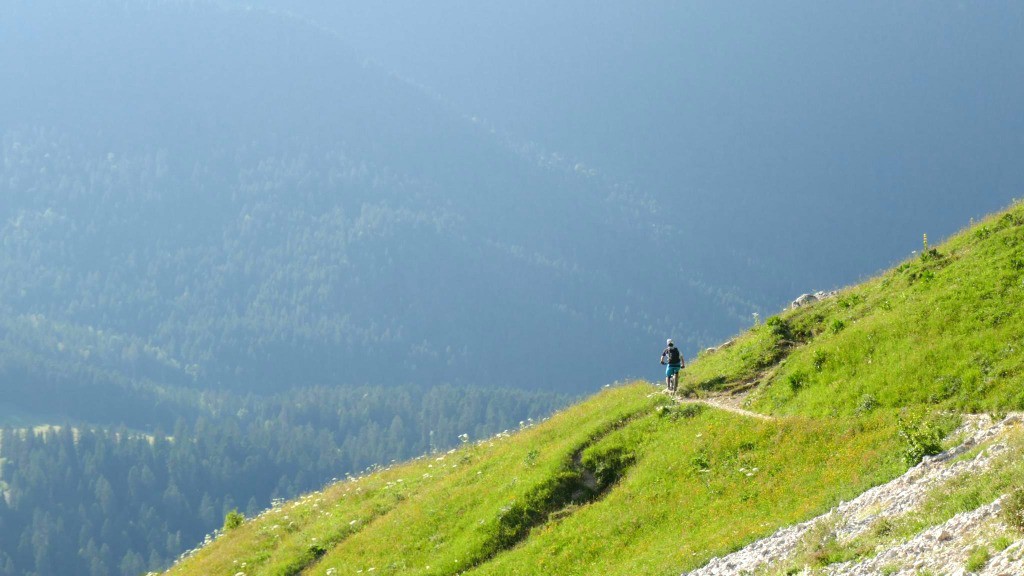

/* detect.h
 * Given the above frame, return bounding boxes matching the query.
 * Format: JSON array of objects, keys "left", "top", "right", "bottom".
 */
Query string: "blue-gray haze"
[
  {"left": 1, "top": 0, "right": 1021, "bottom": 404},
  {"left": 251, "top": 0, "right": 1024, "bottom": 281}
]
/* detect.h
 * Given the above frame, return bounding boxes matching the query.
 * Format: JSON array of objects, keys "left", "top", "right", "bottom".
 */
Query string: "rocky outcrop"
[
  {"left": 791, "top": 290, "right": 839, "bottom": 310},
  {"left": 684, "top": 414, "right": 1024, "bottom": 576},
  {"left": 704, "top": 339, "right": 736, "bottom": 355},
  {"left": 791, "top": 293, "right": 820, "bottom": 309},
  {"left": 823, "top": 499, "right": 1012, "bottom": 576}
]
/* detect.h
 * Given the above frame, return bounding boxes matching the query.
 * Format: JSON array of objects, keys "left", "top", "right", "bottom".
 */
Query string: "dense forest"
[
  {"left": 0, "top": 384, "right": 567, "bottom": 575},
  {"left": 0, "top": 1, "right": 766, "bottom": 399},
  {"left": 1, "top": 127, "right": 759, "bottom": 396}
]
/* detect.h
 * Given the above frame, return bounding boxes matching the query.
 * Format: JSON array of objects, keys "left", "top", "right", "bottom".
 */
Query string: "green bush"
[
  {"left": 869, "top": 516, "right": 894, "bottom": 538},
  {"left": 677, "top": 404, "right": 704, "bottom": 419},
  {"left": 838, "top": 294, "right": 864, "bottom": 309},
  {"left": 1001, "top": 488, "right": 1024, "bottom": 531},
  {"left": 788, "top": 371, "right": 808, "bottom": 393},
  {"left": 856, "top": 394, "right": 879, "bottom": 415},
  {"left": 997, "top": 211, "right": 1024, "bottom": 230},
  {"left": 800, "top": 519, "right": 843, "bottom": 567},
  {"left": 993, "top": 535, "right": 1013, "bottom": 551},
  {"left": 223, "top": 509, "right": 245, "bottom": 531},
  {"left": 751, "top": 316, "right": 800, "bottom": 370},
  {"left": 919, "top": 248, "right": 943, "bottom": 263},
  {"left": 812, "top": 350, "right": 829, "bottom": 371},
  {"left": 897, "top": 411, "right": 944, "bottom": 465},
  {"left": 766, "top": 316, "right": 793, "bottom": 341},
  {"left": 690, "top": 451, "right": 711, "bottom": 473},
  {"left": 965, "top": 545, "right": 990, "bottom": 572},
  {"left": 524, "top": 449, "right": 540, "bottom": 467}
]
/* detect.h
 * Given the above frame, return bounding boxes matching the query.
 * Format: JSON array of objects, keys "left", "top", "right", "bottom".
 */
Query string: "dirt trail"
[{"left": 665, "top": 390, "right": 776, "bottom": 421}]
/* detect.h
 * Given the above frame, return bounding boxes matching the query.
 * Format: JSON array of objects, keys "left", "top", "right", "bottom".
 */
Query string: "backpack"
[{"left": 665, "top": 346, "right": 681, "bottom": 366}]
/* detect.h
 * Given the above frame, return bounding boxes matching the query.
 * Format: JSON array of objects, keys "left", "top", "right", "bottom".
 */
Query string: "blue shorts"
[{"left": 665, "top": 364, "right": 681, "bottom": 377}]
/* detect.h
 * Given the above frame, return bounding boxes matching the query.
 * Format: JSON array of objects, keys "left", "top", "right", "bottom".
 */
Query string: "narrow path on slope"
[{"left": 663, "top": 390, "right": 776, "bottom": 422}]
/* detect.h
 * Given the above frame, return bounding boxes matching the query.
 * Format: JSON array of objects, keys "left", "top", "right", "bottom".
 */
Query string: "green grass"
[
  {"left": 966, "top": 545, "right": 991, "bottom": 572},
  {"left": 165, "top": 201, "right": 1024, "bottom": 575},
  {"left": 774, "top": 426, "right": 1024, "bottom": 573},
  {"left": 165, "top": 384, "right": 666, "bottom": 576},
  {"left": 165, "top": 384, "right": 905, "bottom": 576},
  {"left": 781, "top": 209, "right": 1024, "bottom": 416},
  {"left": 464, "top": 411, "right": 900, "bottom": 576},
  {"left": 681, "top": 201, "right": 1024, "bottom": 418}
]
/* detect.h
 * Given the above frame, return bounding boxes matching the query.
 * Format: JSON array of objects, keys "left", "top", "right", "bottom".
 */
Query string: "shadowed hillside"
[{"left": 0, "top": 0, "right": 764, "bottom": 409}]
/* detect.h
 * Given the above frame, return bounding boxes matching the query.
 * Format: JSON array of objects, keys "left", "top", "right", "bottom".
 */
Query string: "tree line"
[{"left": 0, "top": 384, "right": 567, "bottom": 576}]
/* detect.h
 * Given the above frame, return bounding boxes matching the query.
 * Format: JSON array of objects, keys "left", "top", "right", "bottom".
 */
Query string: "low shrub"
[
  {"left": 223, "top": 509, "right": 245, "bottom": 531},
  {"left": 690, "top": 451, "right": 711, "bottom": 473},
  {"left": 919, "top": 248, "right": 943, "bottom": 263},
  {"left": 812, "top": 349, "right": 829, "bottom": 372},
  {"left": 677, "top": 404, "right": 704, "bottom": 419},
  {"left": 838, "top": 294, "right": 864, "bottom": 309},
  {"left": 830, "top": 319, "right": 847, "bottom": 334},
  {"left": 965, "top": 545, "right": 990, "bottom": 572},
  {"left": 801, "top": 518, "right": 843, "bottom": 567},
  {"left": 897, "top": 411, "right": 944, "bottom": 465},
  {"left": 766, "top": 316, "right": 792, "bottom": 341},
  {"left": 869, "top": 516, "right": 894, "bottom": 538},
  {"left": 856, "top": 394, "right": 879, "bottom": 415},
  {"left": 1001, "top": 488, "right": 1024, "bottom": 531},
  {"left": 788, "top": 371, "right": 808, "bottom": 393},
  {"left": 993, "top": 535, "right": 1014, "bottom": 551},
  {"left": 996, "top": 211, "right": 1024, "bottom": 230}
]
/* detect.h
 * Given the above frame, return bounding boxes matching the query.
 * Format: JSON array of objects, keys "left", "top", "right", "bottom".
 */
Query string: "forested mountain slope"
[
  {"left": 0, "top": 0, "right": 763, "bottom": 411},
  {"left": 238, "top": 0, "right": 1024, "bottom": 299},
  {"left": 165, "top": 201, "right": 1024, "bottom": 575},
  {"left": 0, "top": 385, "right": 566, "bottom": 576}
]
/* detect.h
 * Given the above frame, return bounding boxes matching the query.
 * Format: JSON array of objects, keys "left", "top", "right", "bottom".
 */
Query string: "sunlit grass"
[
  {"left": 300, "top": 384, "right": 661, "bottom": 575},
  {"left": 468, "top": 410, "right": 901, "bottom": 576},
  {"left": 165, "top": 201, "right": 1024, "bottom": 576},
  {"left": 166, "top": 385, "right": 905, "bottom": 576},
  {"left": 681, "top": 201, "right": 1024, "bottom": 418},
  {"left": 768, "top": 426, "right": 1024, "bottom": 574}
]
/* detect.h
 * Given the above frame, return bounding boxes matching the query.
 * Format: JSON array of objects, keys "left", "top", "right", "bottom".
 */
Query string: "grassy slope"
[
  {"left": 164, "top": 201, "right": 1024, "bottom": 576},
  {"left": 682, "top": 201, "right": 1024, "bottom": 418},
  {"left": 467, "top": 412, "right": 898, "bottom": 576}
]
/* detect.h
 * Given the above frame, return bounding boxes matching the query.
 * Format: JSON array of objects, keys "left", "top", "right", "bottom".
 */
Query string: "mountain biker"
[{"left": 660, "top": 339, "right": 684, "bottom": 392}]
